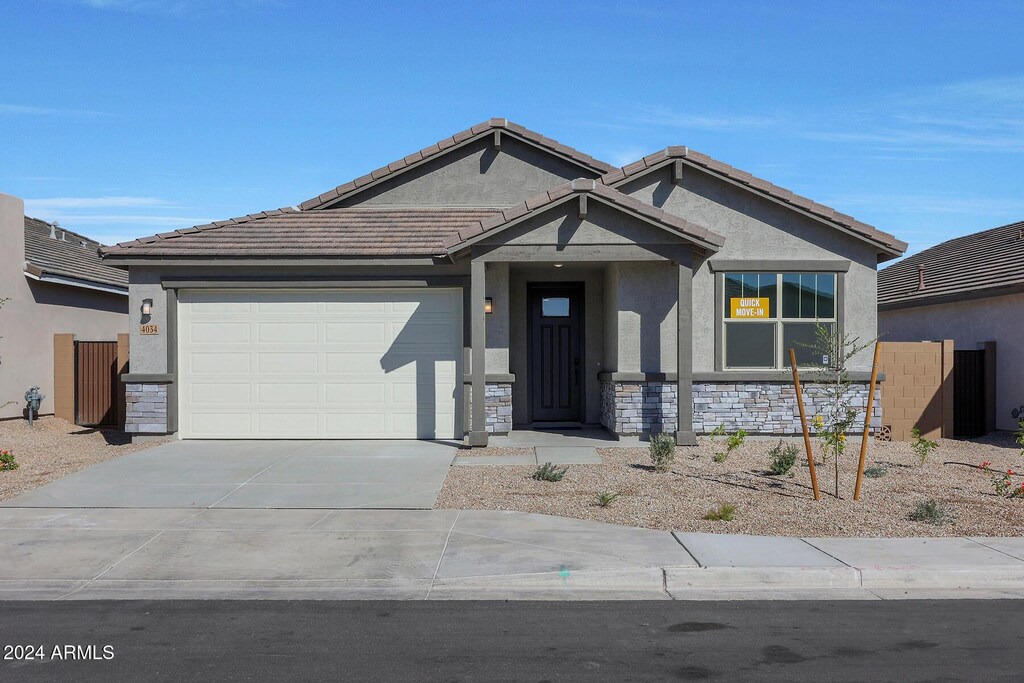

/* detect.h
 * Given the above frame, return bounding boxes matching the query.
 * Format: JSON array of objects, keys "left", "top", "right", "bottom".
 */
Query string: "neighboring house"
[
  {"left": 0, "top": 192, "right": 129, "bottom": 420},
  {"left": 879, "top": 220, "right": 1024, "bottom": 432},
  {"left": 100, "top": 119, "right": 906, "bottom": 445}
]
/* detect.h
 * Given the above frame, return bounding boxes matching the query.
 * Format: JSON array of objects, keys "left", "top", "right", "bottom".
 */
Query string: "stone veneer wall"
[
  {"left": 124, "top": 383, "right": 168, "bottom": 434},
  {"left": 601, "top": 381, "right": 678, "bottom": 434},
  {"left": 601, "top": 380, "right": 882, "bottom": 436},
  {"left": 484, "top": 382, "right": 512, "bottom": 434},
  {"left": 692, "top": 382, "right": 882, "bottom": 434}
]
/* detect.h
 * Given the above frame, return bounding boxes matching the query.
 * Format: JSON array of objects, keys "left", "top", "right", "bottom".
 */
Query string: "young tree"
[{"left": 805, "top": 324, "right": 875, "bottom": 499}]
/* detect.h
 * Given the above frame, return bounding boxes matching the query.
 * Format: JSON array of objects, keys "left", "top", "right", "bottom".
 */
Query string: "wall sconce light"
[
  {"left": 484, "top": 297, "right": 494, "bottom": 314},
  {"left": 141, "top": 298, "right": 153, "bottom": 316}
]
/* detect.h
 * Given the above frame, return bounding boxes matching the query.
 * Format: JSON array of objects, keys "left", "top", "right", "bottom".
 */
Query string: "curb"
[
  {"left": 430, "top": 568, "right": 667, "bottom": 592},
  {"left": 859, "top": 566, "right": 1024, "bottom": 590},
  {"left": 665, "top": 566, "right": 862, "bottom": 591}
]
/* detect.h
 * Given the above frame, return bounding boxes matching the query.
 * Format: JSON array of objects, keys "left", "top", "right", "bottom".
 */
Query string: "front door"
[{"left": 528, "top": 283, "right": 583, "bottom": 423}]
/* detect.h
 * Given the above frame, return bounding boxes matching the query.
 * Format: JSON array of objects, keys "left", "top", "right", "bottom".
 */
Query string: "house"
[
  {"left": 99, "top": 119, "right": 906, "bottom": 445},
  {"left": 0, "top": 192, "right": 129, "bottom": 420},
  {"left": 879, "top": 220, "right": 1024, "bottom": 433}
]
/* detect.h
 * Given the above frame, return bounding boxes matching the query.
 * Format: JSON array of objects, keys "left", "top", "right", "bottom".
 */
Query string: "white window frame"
[{"left": 721, "top": 272, "right": 838, "bottom": 370}]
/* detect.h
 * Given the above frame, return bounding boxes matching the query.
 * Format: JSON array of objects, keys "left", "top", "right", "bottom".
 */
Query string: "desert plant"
[
  {"left": 1016, "top": 420, "right": 1024, "bottom": 459},
  {"left": 708, "top": 424, "right": 726, "bottom": 457},
  {"left": 0, "top": 450, "right": 17, "bottom": 471},
  {"left": 649, "top": 433, "right": 676, "bottom": 472},
  {"left": 594, "top": 491, "right": 621, "bottom": 508},
  {"left": 714, "top": 428, "right": 747, "bottom": 463},
  {"left": 979, "top": 462, "right": 1024, "bottom": 499},
  {"left": 703, "top": 503, "right": 737, "bottom": 522},
  {"left": 768, "top": 441, "right": 798, "bottom": 476},
  {"left": 910, "top": 427, "right": 938, "bottom": 465},
  {"left": 532, "top": 462, "right": 568, "bottom": 482},
  {"left": 863, "top": 465, "right": 888, "bottom": 479},
  {"left": 909, "top": 499, "right": 953, "bottom": 525}
]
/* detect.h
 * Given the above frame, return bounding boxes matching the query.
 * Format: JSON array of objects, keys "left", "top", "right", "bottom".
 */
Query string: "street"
[{"left": 0, "top": 600, "right": 1017, "bottom": 681}]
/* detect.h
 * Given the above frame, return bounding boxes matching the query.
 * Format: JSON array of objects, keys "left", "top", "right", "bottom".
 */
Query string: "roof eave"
[
  {"left": 605, "top": 154, "right": 907, "bottom": 259},
  {"left": 24, "top": 265, "right": 128, "bottom": 296},
  {"left": 301, "top": 120, "right": 614, "bottom": 211},
  {"left": 443, "top": 187, "right": 725, "bottom": 257}
]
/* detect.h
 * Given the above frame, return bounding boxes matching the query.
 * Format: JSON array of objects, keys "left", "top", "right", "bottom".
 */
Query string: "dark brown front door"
[{"left": 528, "top": 283, "right": 583, "bottom": 423}]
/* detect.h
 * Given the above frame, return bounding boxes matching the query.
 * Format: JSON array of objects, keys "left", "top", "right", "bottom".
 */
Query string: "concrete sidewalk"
[{"left": 2, "top": 507, "right": 1023, "bottom": 600}]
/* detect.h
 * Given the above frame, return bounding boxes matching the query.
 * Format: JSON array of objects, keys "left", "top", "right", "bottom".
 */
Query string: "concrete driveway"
[{"left": 1, "top": 440, "right": 458, "bottom": 509}]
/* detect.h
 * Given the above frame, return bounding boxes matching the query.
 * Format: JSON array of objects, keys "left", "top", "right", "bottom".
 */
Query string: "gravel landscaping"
[
  {"left": 0, "top": 416, "right": 167, "bottom": 501},
  {"left": 437, "top": 433, "right": 1024, "bottom": 537}
]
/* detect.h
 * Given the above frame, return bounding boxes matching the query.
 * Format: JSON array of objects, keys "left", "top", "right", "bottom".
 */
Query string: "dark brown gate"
[
  {"left": 953, "top": 349, "right": 985, "bottom": 438},
  {"left": 76, "top": 341, "right": 119, "bottom": 426}
]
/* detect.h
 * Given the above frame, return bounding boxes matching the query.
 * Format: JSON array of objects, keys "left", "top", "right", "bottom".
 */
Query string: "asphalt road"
[{"left": 0, "top": 600, "right": 1019, "bottom": 681}]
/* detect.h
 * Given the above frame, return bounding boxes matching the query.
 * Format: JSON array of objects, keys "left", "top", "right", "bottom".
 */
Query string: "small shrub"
[
  {"left": 1016, "top": 420, "right": 1024, "bottom": 459},
  {"left": 908, "top": 499, "right": 954, "bottom": 525},
  {"left": 910, "top": 427, "right": 938, "bottom": 465},
  {"left": 532, "top": 462, "right": 568, "bottom": 482},
  {"left": 768, "top": 441, "right": 798, "bottom": 476},
  {"left": 714, "top": 428, "right": 747, "bottom": 463},
  {"left": 0, "top": 450, "right": 17, "bottom": 471},
  {"left": 649, "top": 433, "right": 677, "bottom": 473},
  {"left": 703, "top": 503, "right": 737, "bottom": 522},
  {"left": 594, "top": 491, "right": 621, "bottom": 508},
  {"left": 979, "top": 462, "right": 1024, "bottom": 498},
  {"left": 863, "top": 465, "right": 888, "bottom": 479}
]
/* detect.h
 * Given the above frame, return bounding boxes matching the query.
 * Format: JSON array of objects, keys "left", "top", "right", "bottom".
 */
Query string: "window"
[
  {"left": 541, "top": 297, "right": 570, "bottom": 317},
  {"left": 722, "top": 272, "right": 837, "bottom": 369}
]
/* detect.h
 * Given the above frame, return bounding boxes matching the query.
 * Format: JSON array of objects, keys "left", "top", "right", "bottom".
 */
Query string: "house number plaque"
[{"left": 139, "top": 324, "right": 161, "bottom": 335}]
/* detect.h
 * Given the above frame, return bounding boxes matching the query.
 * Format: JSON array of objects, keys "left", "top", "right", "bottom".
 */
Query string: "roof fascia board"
[
  {"left": 609, "top": 157, "right": 904, "bottom": 259},
  {"left": 313, "top": 130, "right": 604, "bottom": 211},
  {"left": 160, "top": 276, "right": 469, "bottom": 290},
  {"left": 447, "top": 193, "right": 721, "bottom": 256},
  {"left": 24, "top": 268, "right": 128, "bottom": 296},
  {"left": 102, "top": 257, "right": 447, "bottom": 267},
  {"left": 879, "top": 282, "right": 1024, "bottom": 311}
]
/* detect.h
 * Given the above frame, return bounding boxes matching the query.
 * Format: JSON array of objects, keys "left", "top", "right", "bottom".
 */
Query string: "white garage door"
[{"left": 177, "top": 289, "right": 462, "bottom": 439}]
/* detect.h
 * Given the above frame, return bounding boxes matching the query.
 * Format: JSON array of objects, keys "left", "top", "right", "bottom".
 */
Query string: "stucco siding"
[
  {"left": 0, "top": 193, "right": 128, "bottom": 419},
  {"left": 338, "top": 136, "right": 596, "bottom": 208},
  {"left": 613, "top": 262, "right": 678, "bottom": 373},
  {"left": 880, "top": 293, "right": 1024, "bottom": 431},
  {"left": 620, "top": 166, "right": 881, "bottom": 371},
  {"left": 484, "top": 262, "right": 509, "bottom": 373}
]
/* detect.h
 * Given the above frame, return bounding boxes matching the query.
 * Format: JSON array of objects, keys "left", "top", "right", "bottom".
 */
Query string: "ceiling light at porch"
[{"left": 553, "top": 263, "right": 563, "bottom": 268}]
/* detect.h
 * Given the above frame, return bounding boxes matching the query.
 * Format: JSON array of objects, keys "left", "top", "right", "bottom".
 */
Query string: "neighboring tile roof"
[
  {"left": 601, "top": 146, "right": 908, "bottom": 257},
  {"left": 441, "top": 179, "right": 726, "bottom": 254},
  {"left": 298, "top": 118, "right": 615, "bottom": 211},
  {"left": 878, "top": 220, "right": 1024, "bottom": 308},
  {"left": 24, "top": 216, "right": 128, "bottom": 289},
  {"left": 99, "top": 208, "right": 502, "bottom": 258}
]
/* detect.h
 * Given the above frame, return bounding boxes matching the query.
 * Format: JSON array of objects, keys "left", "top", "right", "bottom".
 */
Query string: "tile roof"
[
  {"left": 298, "top": 118, "right": 615, "bottom": 211},
  {"left": 24, "top": 216, "right": 128, "bottom": 289},
  {"left": 601, "top": 146, "right": 908, "bottom": 257},
  {"left": 99, "top": 208, "right": 502, "bottom": 258},
  {"left": 441, "top": 179, "right": 726, "bottom": 254},
  {"left": 878, "top": 220, "right": 1024, "bottom": 308}
]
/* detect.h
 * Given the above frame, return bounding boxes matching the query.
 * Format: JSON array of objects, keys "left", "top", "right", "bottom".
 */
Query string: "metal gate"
[
  {"left": 76, "top": 341, "right": 119, "bottom": 426},
  {"left": 953, "top": 349, "right": 985, "bottom": 437}
]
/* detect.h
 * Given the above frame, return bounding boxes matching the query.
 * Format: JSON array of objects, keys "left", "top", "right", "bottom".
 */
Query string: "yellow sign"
[
  {"left": 730, "top": 297, "right": 769, "bottom": 319},
  {"left": 139, "top": 324, "right": 161, "bottom": 335}
]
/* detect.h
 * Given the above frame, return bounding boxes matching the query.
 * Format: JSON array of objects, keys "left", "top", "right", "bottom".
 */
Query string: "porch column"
[
  {"left": 469, "top": 259, "right": 488, "bottom": 447},
  {"left": 676, "top": 261, "right": 697, "bottom": 445}
]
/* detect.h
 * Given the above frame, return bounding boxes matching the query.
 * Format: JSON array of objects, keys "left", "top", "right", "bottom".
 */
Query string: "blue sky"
[{"left": 2, "top": 0, "right": 1022, "bottom": 257}]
